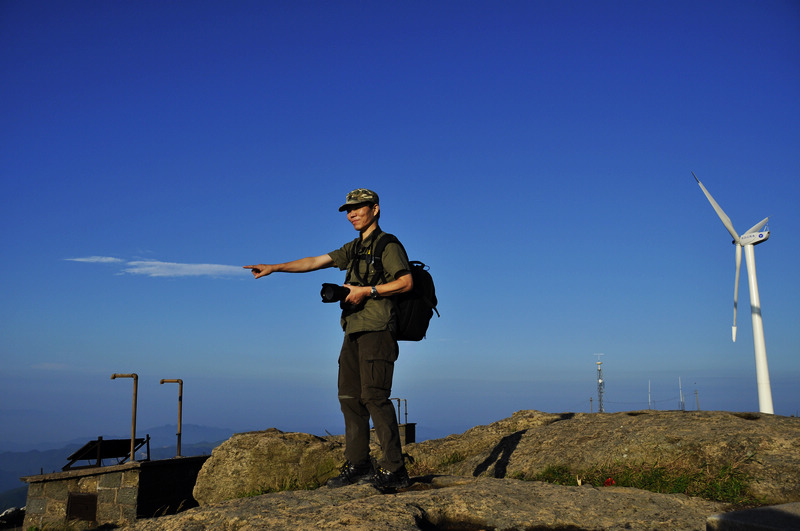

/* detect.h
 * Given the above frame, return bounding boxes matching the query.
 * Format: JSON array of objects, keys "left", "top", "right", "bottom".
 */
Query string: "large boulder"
[{"left": 192, "top": 428, "right": 346, "bottom": 504}]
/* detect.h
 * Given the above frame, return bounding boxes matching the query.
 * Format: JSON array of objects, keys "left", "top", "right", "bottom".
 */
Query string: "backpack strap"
[
  {"left": 343, "top": 235, "right": 365, "bottom": 285},
  {"left": 369, "top": 232, "right": 405, "bottom": 286}
]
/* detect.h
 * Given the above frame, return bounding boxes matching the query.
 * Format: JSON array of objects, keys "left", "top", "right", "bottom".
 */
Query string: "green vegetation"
[
  {"left": 240, "top": 476, "right": 323, "bottom": 497},
  {"left": 236, "top": 458, "right": 339, "bottom": 499},
  {"left": 407, "top": 451, "right": 467, "bottom": 477},
  {"left": 247, "top": 461, "right": 341, "bottom": 497},
  {"left": 439, "top": 451, "right": 466, "bottom": 466},
  {"left": 526, "top": 462, "right": 760, "bottom": 506}
]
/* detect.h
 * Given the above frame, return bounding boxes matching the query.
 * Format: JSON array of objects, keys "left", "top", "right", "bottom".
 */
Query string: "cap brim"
[{"left": 338, "top": 201, "right": 371, "bottom": 212}]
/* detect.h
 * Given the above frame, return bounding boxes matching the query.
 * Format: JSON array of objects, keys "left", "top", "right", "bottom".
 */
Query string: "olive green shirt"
[{"left": 327, "top": 230, "right": 410, "bottom": 335}]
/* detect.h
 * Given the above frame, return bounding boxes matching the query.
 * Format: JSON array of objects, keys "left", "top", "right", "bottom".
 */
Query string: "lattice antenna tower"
[{"left": 594, "top": 353, "right": 605, "bottom": 413}]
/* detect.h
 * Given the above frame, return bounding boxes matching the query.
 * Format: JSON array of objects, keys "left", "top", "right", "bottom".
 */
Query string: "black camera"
[
  {"left": 321, "top": 283, "right": 362, "bottom": 311},
  {"left": 320, "top": 283, "right": 350, "bottom": 303}
]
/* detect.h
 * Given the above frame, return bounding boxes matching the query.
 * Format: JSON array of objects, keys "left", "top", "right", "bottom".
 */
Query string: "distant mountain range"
[
  {"left": 0, "top": 424, "right": 233, "bottom": 511},
  {"left": 0, "top": 424, "right": 235, "bottom": 453}
]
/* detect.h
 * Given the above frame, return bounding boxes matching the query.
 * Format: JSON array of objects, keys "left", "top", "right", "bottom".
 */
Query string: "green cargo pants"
[{"left": 337, "top": 330, "right": 404, "bottom": 472}]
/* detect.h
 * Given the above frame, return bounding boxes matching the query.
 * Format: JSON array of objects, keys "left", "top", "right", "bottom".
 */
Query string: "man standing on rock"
[{"left": 244, "top": 188, "right": 413, "bottom": 489}]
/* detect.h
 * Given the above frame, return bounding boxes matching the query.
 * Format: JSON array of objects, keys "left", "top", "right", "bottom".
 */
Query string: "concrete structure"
[
  {"left": 399, "top": 422, "right": 416, "bottom": 445},
  {"left": 22, "top": 456, "right": 208, "bottom": 529}
]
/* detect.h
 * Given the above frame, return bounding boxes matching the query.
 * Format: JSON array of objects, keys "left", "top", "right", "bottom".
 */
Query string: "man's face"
[{"left": 346, "top": 203, "right": 378, "bottom": 232}]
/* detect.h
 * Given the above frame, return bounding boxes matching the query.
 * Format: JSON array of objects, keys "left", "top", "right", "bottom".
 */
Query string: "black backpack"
[{"left": 363, "top": 232, "right": 439, "bottom": 341}]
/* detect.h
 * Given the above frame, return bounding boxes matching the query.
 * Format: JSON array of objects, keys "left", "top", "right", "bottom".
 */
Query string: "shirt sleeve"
[
  {"left": 328, "top": 239, "right": 355, "bottom": 271},
  {"left": 380, "top": 241, "right": 411, "bottom": 281}
]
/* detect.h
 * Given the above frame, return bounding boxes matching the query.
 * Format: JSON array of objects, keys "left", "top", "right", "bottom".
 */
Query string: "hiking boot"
[
  {"left": 326, "top": 460, "right": 373, "bottom": 488},
  {"left": 370, "top": 465, "right": 411, "bottom": 489}
]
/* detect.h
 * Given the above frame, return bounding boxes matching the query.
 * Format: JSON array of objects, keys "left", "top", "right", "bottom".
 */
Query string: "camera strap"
[
  {"left": 365, "top": 231, "right": 405, "bottom": 287},
  {"left": 345, "top": 229, "right": 385, "bottom": 286}
]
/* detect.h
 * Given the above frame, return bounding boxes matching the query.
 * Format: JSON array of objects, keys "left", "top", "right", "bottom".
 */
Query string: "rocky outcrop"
[
  {"left": 125, "top": 410, "right": 799, "bottom": 530},
  {"left": 407, "top": 410, "right": 800, "bottom": 504},
  {"left": 132, "top": 475, "right": 725, "bottom": 530}
]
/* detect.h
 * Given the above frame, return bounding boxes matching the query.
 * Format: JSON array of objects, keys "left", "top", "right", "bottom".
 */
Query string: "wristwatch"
[{"left": 370, "top": 286, "right": 379, "bottom": 299}]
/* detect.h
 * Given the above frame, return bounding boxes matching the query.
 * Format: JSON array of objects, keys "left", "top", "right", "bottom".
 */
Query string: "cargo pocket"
[
  {"left": 359, "top": 330, "right": 398, "bottom": 401},
  {"left": 366, "top": 357, "right": 394, "bottom": 398}
]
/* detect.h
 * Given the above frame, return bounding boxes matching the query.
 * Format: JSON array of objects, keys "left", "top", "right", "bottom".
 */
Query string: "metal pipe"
[
  {"left": 160, "top": 379, "right": 183, "bottom": 457},
  {"left": 111, "top": 373, "right": 138, "bottom": 462},
  {"left": 390, "top": 397, "right": 408, "bottom": 425}
]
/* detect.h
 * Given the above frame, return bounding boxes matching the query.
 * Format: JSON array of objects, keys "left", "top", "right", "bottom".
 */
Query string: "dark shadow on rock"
[
  {"left": 709, "top": 505, "right": 800, "bottom": 530},
  {"left": 473, "top": 430, "right": 527, "bottom": 478},
  {"left": 414, "top": 509, "right": 585, "bottom": 531},
  {"left": 732, "top": 412, "right": 762, "bottom": 421}
]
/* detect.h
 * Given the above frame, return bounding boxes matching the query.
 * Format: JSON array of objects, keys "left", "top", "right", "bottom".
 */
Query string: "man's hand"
[
  {"left": 343, "top": 284, "right": 371, "bottom": 306},
  {"left": 244, "top": 255, "right": 334, "bottom": 279},
  {"left": 243, "top": 264, "right": 274, "bottom": 279}
]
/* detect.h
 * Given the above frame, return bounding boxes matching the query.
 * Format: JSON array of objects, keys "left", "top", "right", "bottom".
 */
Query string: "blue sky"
[{"left": 2, "top": 0, "right": 799, "bottom": 449}]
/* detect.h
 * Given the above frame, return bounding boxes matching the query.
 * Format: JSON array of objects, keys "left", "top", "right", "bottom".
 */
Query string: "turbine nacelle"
[{"left": 739, "top": 231, "right": 769, "bottom": 246}]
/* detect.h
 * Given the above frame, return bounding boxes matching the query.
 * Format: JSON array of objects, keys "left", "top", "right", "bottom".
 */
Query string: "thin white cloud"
[
  {"left": 123, "top": 260, "right": 247, "bottom": 278},
  {"left": 67, "top": 256, "right": 247, "bottom": 278},
  {"left": 65, "top": 256, "right": 125, "bottom": 263}
]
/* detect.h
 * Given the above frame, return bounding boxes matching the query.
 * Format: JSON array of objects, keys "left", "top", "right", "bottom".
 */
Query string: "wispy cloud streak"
[
  {"left": 66, "top": 256, "right": 248, "bottom": 278},
  {"left": 124, "top": 260, "right": 246, "bottom": 277},
  {"left": 65, "top": 256, "right": 125, "bottom": 263}
]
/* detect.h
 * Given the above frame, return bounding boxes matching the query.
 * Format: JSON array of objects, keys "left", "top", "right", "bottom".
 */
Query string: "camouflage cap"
[{"left": 338, "top": 188, "right": 380, "bottom": 211}]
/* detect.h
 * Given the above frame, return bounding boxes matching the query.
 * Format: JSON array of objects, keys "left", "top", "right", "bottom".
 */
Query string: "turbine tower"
[{"left": 693, "top": 172, "right": 774, "bottom": 414}]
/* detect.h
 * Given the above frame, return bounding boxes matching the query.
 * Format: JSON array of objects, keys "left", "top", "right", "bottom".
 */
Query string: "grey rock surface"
[
  {"left": 407, "top": 410, "right": 800, "bottom": 504},
  {"left": 131, "top": 475, "right": 726, "bottom": 530}
]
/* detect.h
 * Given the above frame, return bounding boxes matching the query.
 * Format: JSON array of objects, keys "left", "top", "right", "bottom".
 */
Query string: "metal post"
[
  {"left": 594, "top": 354, "right": 605, "bottom": 413},
  {"left": 160, "top": 379, "right": 183, "bottom": 457},
  {"left": 390, "top": 397, "right": 408, "bottom": 424},
  {"left": 111, "top": 373, "right": 138, "bottom": 462}
]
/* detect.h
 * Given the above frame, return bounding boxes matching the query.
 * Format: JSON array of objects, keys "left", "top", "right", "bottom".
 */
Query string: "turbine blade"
[
  {"left": 744, "top": 217, "right": 769, "bottom": 235},
  {"left": 692, "top": 172, "right": 740, "bottom": 243},
  {"left": 733, "top": 244, "right": 741, "bottom": 343}
]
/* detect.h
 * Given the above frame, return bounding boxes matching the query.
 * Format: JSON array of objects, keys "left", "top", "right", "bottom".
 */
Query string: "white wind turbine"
[{"left": 693, "top": 172, "right": 773, "bottom": 414}]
